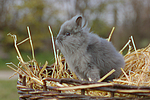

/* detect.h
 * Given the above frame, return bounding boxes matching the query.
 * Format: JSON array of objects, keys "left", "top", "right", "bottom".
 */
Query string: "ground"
[{"left": 0, "top": 70, "right": 17, "bottom": 80}]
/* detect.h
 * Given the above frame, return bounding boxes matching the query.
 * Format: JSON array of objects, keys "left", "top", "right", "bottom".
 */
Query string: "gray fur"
[{"left": 56, "top": 15, "right": 125, "bottom": 81}]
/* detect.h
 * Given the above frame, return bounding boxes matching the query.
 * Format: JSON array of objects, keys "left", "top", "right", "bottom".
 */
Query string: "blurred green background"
[
  {"left": 0, "top": 0, "right": 150, "bottom": 99},
  {"left": 0, "top": 80, "right": 19, "bottom": 100}
]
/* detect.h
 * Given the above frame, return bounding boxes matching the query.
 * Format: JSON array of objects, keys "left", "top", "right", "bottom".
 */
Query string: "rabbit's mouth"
[{"left": 55, "top": 40, "right": 62, "bottom": 49}]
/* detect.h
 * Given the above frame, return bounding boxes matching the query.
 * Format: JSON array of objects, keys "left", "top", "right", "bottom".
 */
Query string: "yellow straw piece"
[
  {"left": 107, "top": 27, "right": 115, "bottom": 42},
  {"left": 98, "top": 69, "right": 115, "bottom": 82}
]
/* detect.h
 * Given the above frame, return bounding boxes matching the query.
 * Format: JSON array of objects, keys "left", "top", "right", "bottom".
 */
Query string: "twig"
[{"left": 56, "top": 83, "right": 113, "bottom": 91}]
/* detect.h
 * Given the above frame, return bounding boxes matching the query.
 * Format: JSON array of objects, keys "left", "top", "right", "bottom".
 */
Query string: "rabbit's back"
[{"left": 86, "top": 33, "right": 125, "bottom": 80}]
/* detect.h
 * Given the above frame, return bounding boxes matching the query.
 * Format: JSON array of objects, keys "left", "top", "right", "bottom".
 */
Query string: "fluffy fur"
[{"left": 56, "top": 15, "right": 125, "bottom": 81}]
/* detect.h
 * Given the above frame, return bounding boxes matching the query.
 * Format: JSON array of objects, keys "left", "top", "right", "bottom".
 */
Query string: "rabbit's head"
[{"left": 56, "top": 15, "right": 89, "bottom": 55}]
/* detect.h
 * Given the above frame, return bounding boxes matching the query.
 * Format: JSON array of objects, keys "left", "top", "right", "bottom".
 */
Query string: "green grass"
[
  {"left": 0, "top": 80, "right": 19, "bottom": 100},
  {"left": 0, "top": 51, "right": 55, "bottom": 70}
]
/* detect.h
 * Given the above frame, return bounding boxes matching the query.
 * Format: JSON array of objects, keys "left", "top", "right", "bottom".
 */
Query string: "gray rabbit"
[{"left": 56, "top": 15, "right": 125, "bottom": 82}]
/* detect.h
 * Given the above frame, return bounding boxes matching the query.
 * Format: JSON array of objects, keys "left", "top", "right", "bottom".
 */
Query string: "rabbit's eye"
[{"left": 65, "top": 32, "right": 70, "bottom": 36}]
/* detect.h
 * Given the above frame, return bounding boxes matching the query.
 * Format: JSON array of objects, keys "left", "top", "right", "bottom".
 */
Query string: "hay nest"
[{"left": 7, "top": 26, "right": 150, "bottom": 99}]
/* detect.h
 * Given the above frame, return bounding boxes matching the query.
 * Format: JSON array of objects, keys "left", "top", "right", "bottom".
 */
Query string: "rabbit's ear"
[{"left": 76, "top": 16, "right": 82, "bottom": 27}]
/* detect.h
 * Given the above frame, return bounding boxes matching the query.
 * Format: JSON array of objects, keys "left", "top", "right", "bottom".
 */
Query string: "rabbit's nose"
[{"left": 56, "top": 36, "right": 58, "bottom": 40}]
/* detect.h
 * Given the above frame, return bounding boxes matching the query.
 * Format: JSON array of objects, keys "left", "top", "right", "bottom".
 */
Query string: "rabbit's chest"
[{"left": 66, "top": 52, "right": 91, "bottom": 72}]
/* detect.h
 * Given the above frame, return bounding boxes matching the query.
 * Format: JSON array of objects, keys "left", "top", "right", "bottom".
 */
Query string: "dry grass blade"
[
  {"left": 27, "top": 26, "right": 35, "bottom": 61},
  {"left": 39, "top": 61, "right": 48, "bottom": 78},
  {"left": 130, "top": 36, "right": 139, "bottom": 59},
  {"left": 120, "top": 68, "right": 130, "bottom": 82},
  {"left": 7, "top": 65, "right": 22, "bottom": 75},
  {"left": 119, "top": 39, "right": 131, "bottom": 54},
  {"left": 107, "top": 27, "right": 115, "bottom": 42},
  {"left": 48, "top": 26, "right": 57, "bottom": 63},
  {"left": 98, "top": 69, "right": 115, "bottom": 82},
  {"left": 7, "top": 33, "right": 24, "bottom": 63},
  {"left": 17, "top": 38, "right": 30, "bottom": 46},
  {"left": 31, "top": 77, "right": 43, "bottom": 85}
]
